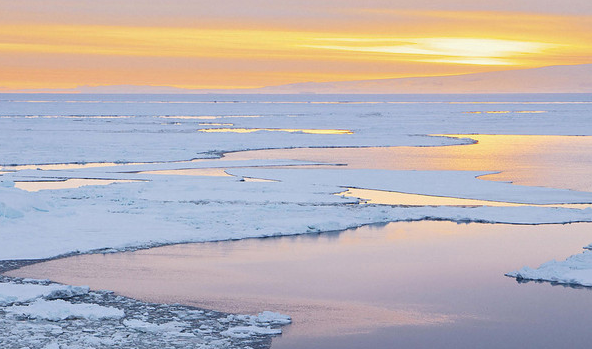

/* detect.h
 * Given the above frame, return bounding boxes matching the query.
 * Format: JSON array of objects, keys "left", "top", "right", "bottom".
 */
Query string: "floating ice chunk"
[
  {"left": 221, "top": 325, "right": 282, "bottom": 338},
  {"left": 0, "top": 283, "right": 89, "bottom": 306},
  {"left": 255, "top": 311, "right": 292, "bottom": 325},
  {"left": 6, "top": 299, "right": 124, "bottom": 321},
  {"left": 507, "top": 249, "right": 592, "bottom": 287},
  {"left": 218, "top": 311, "right": 290, "bottom": 338},
  {"left": 222, "top": 311, "right": 292, "bottom": 326},
  {"left": 123, "top": 319, "right": 191, "bottom": 335}
]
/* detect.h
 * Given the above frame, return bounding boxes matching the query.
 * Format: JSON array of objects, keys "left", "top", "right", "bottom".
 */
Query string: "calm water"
[
  {"left": 225, "top": 135, "right": 592, "bottom": 192},
  {"left": 9, "top": 221, "right": 592, "bottom": 348}
]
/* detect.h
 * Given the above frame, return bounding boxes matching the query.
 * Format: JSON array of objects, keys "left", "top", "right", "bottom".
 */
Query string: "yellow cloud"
[{"left": 305, "top": 38, "right": 559, "bottom": 65}]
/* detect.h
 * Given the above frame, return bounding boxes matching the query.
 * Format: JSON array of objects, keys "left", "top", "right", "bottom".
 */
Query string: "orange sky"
[{"left": 1, "top": 1, "right": 591, "bottom": 91}]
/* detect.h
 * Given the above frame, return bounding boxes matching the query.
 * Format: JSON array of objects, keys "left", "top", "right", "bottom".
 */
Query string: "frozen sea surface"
[{"left": 2, "top": 93, "right": 592, "bottom": 347}]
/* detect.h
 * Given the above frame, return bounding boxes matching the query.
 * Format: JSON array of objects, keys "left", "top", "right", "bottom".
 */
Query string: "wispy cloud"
[{"left": 305, "top": 38, "right": 558, "bottom": 65}]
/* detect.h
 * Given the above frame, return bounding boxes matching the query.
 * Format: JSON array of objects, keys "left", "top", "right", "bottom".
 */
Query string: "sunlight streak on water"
[
  {"left": 14, "top": 179, "right": 140, "bottom": 192},
  {"left": 4, "top": 162, "right": 134, "bottom": 171},
  {"left": 224, "top": 135, "right": 592, "bottom": 192},
  {"left": 141, "top": 168, "right": 232, "bottom": 177},
  {"left": 340, "top": 188, "right": 592, "bottom": 209},
  {"left": 199, "top": 128, "right": 354, "bottom": 135}
]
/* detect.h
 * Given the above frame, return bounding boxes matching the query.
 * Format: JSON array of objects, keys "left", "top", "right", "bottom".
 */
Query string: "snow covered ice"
[
  {"left": 507, "top": 248, "right": 592, "bottom": 287},
  {"left": 6, "top": 299, "right": 125, "bottom": 321},
  {"left": 0, "top": 277, "right": 290, "bottom": 349},
  {"left": 0, "top": 282, "right": 89, "bottom": 306},
  {"left": 2, "top": 94, "right": 592, "bottom": 348}
]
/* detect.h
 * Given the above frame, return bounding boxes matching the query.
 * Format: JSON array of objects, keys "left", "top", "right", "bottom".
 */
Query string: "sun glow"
[
  {"left": 306, "top": 38, "right": 558, "bottom": 65},
  {"left": 0, "top": 6, "right": 590, "bottom": 90}
]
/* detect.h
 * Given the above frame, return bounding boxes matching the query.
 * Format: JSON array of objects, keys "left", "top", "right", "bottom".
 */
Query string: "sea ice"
[
  {"left": 2, "top": 94, "right": 592, "bottom": 346},
  {"left": 123, "top": 319, "right": 190, "bottom": 334},
  {"left": 254, "top": 311, "right": 292, "bottom": 325},
  {"left": 221, "top": 326, "right": 282, "bottom": 339},
  {"left": 0, "top": 283, "right": 89, "bottom": 306},
  {"left": 507, "top": 249, "right": 592, "bottom": 287},
  {"left": 6, "top": 298, "right": 125, "bottom": 321},
  {"left": 0, "top": 279, "right": 288, "bottom": 348}
]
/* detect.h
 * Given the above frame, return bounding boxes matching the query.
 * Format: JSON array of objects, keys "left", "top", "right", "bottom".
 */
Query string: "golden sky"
[{"left": 1, "top": 1, "right": 591, "bottom": 91}]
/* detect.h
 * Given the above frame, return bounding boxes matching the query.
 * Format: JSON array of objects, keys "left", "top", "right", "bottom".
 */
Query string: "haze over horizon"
[{"left": 1, "top": 1, "right": 591, "bottom": 92}]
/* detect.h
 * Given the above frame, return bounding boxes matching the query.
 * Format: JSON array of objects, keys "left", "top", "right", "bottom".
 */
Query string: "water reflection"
[
  {"left": 140, "top": 168, "right": 232, "bottom": 177},
  {"left": 199, "top": 128, "right": 353, "bottom": 135},
  {"left": 341, "top": 188, "right": 592, "bottom": 209},
  {"left": 8, "top": 221, "right": 592, "bottom": 348},
  {"left": 15, "top": 179, "right": 140, "bottom": 192},
  {"left": 224, "top": 135, "right": 592, "bottom": 192},
  {"left": 243, "top": 177, "right": 278, "bottom": 183}
]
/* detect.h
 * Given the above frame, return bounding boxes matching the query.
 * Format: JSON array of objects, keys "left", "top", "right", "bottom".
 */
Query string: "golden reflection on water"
[
  {"left": 242, "top": 177, "right": 278, "bottom": 182},
  {"left": 199, "top": 128, "right": 353, "bottom": 135},
  {"left": 224, "top": 135, "right": 592, "bottom": 192},
  {"left": 15, "top": 179, "right": 139, "bottom": 192},
  {"left": 341, "top": 188, "right": 592, "bottom": 209},
  {"left": 140, "top": 168, "right": 232, "bottom": 177},
  {"left": 4, "top": 162, "right": 127, "bottom": 171}
]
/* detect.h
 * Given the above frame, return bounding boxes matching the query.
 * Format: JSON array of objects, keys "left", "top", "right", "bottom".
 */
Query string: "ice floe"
[
  {"left": 221, "top": 326, "right": 282, "bottom": 339},
  {"left": 6, "top": 298, "right": 125, "bottom": 321},
  {"left": 123, "top": 319, "right": 191, "bottom": 334},
  {"left": 0, "top": 282, "right": 89, "bottom": 306},
  {"left": 507, "top": 249, "right": 592, "bottom": 287}
]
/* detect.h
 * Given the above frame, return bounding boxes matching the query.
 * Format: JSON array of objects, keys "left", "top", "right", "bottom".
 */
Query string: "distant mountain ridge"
[
  {"left": 256, "top": 64, "right": 592, "bottom": 94},
  {"left": 5, "top": 64, "right": 592, "bottom": 94}
]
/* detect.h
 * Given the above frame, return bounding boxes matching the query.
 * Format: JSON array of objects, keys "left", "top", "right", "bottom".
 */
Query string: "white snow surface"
[
  {"left": 0, "top": 283, "right": 89, "bottom": 306},
  {"left": 507, "top": 249, "right": 592, "bottom": 287},
  {"left": 2, "top": 166, "right": 592, "bottom": 260},
  {"left": 6, "top": 298, "right": 125, "bottom": 321},
  {"left": 1, "top": 94, "right": 591, "bottom": 165}
]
